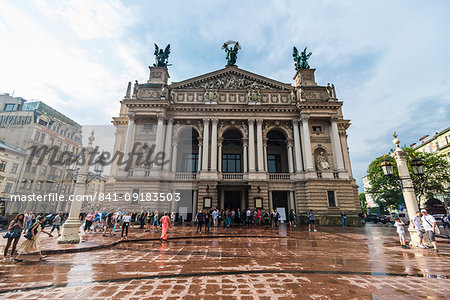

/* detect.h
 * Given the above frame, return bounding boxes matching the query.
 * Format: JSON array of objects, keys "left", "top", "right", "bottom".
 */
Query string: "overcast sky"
[{"left": 1, "top": 0, "right": 449, "bottom": 190}]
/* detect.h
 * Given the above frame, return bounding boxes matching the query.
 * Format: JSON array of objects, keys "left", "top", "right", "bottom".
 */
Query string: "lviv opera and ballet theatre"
[{"left": 105, "top": 42, "right": 360, "bottom": 225}]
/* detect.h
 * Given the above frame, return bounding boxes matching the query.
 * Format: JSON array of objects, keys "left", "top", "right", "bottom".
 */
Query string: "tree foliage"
[
  {"left": 359, "top": 192, "right": 367, "bottom": 213},
  {"left": 366, "top": 147, "right": 450, "bottom": 210}
]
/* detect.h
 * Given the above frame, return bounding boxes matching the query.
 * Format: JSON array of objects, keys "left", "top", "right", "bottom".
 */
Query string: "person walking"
[
  {"left": 264, "top": 211, "right": 270, "bottom": 226},
  {"left": 236, "top": 208, "right": 241, "bottom": 226},
  {"left": 3, "top": 213, "right": 24, "bottom": 261},
  {"left": 139, "top": 208, "right": 146, "bottom": 229},
  {"left": 341, "top": 211, "right": 347, "bottom": 228},
  {"left": 160, "top": 212, "right": 171, "bottom": 242},
  {"left": 103, "top": 211, "right": 114, "bottom": 236},
  {"left": 84, "top": 211, "right": 95, "bottom": 233},
  {"left": 153, "top": 211, "right": 160, "bottom": 232},
  {"left": 24, "top": 212, "right": 35, "bottom": 232},
  {"left": 394, "top": 217, "right": 408, "bottom": 249},
  {"left": 421, "top": 209, "right": 439, "bottom": 252},
  {"left": 49, "top": 212, "right": 63, "bottom": 237},
  {"left": 411, "top": 211, "right": 427, "bottom": 249},
  {"left": 121, "top": 212, "right": 131, "bottom": 240},
  {"left": 308, "top": 210, "right": 317, "bottom": 232},
  {"left": 358, "top": 210, "right": 366, "bottom": 226},
  {"left": 15, "top": 216, "right": 51, "bottom": 262},
  {"left": 246, "top": 208, "right": 251, "bottom": 227},
  {"left": 195, "top": 210, "right": 204, "bottom": 233},
  {"left": 204, "top": 210, "right": 211, "bottom": 233},
  {"left": 227, "top": 209, "right": 233, "bottom": 228},
  {"left": 212, "top": 209, "right": 218, "bottom": 227},
  {"left": 289, "top": 209, "right": 295, "bottom": 228}
]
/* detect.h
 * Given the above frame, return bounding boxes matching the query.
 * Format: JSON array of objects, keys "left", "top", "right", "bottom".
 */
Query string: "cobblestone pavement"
[{"left": 1, "top": 224, "right": 449, "bottom": 299}]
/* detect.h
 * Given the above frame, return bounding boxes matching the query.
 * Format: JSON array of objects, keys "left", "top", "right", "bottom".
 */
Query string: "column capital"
[
  {"left": 203, "top": 118, "right": 210, "bottom": 124},
  {"left": 292, "top": 118, "right": 300, "bottom": 125},
  {"left": 256, "top": 119, "right": 263, "bottom": 126},
  {"left": 156, "top": 114, "right": 166, "bottom": 121},
  {"left": 248, "top": 118, "right": 255, "bottom": 125},
  {"left": 242, "top": 139, "right": 248, "bottom": 147},
  {"left": 330, "top": 115, "right": 339, "bottom": 122},
  {"left": 211, "top": 118, "right": 219, "bottom": 124},
  {"left": 218, "top": 137, "right": 224, "bottom": 145},
  {"left": 167, "top": 117, "right": 174, "bottom": 124},
  {"left": 287, "top": 139, "right": 294, "bottom": 148},
  {"left": 128, "top": 113, "right": 136, "bottom": 120},
  {"left": 300, "top": 114, "right": 310, "bottom": 122}
]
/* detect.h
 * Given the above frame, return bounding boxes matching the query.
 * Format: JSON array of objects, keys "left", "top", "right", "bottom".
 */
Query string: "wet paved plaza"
[{"left": 1, "top": 224, "right": 449, "bottom": 299}]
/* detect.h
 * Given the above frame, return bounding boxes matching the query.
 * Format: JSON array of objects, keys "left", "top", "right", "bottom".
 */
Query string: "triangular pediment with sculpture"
[{"left": 170, "top": 67, "right": 293, "bottom": 91}]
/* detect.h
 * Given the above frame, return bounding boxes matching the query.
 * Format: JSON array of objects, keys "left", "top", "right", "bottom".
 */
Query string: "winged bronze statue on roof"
[
  {"left": 293, "top": 46, "right": 312, "bottom": 70},
  {"left": 153, "top": 44, "right": 171, "bottom": 67}
]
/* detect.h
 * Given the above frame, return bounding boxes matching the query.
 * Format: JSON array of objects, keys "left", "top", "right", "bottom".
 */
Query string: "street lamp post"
[
  {"left": 57, "top": 131, "right": 104, "bottom": 244},
  {"left": 386, "top": 133, "right": 431, "bottom": 247}
]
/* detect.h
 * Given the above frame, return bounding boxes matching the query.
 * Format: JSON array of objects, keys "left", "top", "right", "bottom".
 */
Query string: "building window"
[
  {"left": 40, "top": 166, "right": 47, "bottom": 175},
  {"left": 222, "top": 154, "right": 241, "bottom": 173},
  {"left": 267, "top": 154, "right": 281, "bottom": 173},
  {"left": 31, "top": 165, "right": 37, "bottom": 174},
  {"left": 11, "top": 163, "right": 19, "bottom": 173},
  {"left": 38, "top": 119, "right": 48, "bottom": 126},
  {"left": 183, "top": 153, "right": 198, "bottom": 172},
  {"left": 4, "top": 183, "right": 13, "bottom": 193},
  {"left": 49, "top": 137, "right": 54, "bottom": 145},
  {"left": 312, "top": 126, "right": 323, "bottom": 134},
  {"left": 40, "top": 133, "right": 46, "bottom": 143},
  {"left": 25, "top": 163, "right": 31, "bottom": 173},
  {"left": 327, "top": 191, "right": 336, "bottom": 207},
  {"left": 143, "top": 125, "right": 153, "bottom": 131},
  {"left": 34, "top": 131, "right": 40, "bottom": 141},
  {"left": 0, "top": 160, "right": 6, "bottom": 171},
  {"left": 4, "top": 103, "right": 15, "bottom": 111}
]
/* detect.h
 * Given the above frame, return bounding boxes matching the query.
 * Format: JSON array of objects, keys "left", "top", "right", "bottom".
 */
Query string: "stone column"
[
  {"left": 198, "top": 142, "right": 203, "bottom": 172},
  {"left": 153, "top": 114, "right": 166, "bottom": 169},
  {"left": 391, "top": 134, "right": 431, "bottom": 247},
  {"left": 263, "top": 139, "right": 268, "bottom": 172},
  {"left": 123, "top": 113, "right": 136, "bottom": 159},
  {"left": 248, "top": 119, "right": 256, "bottom": 172},
  {"left": 192, "top": 189, "right": 198, "bottom": 217},
  {"left": 171, "top": 141, "right": 178, "bottom": 172},
  {"left": 331, "top": 116, "right": 344, "bottom": 170},
  {"left": 287, "top": 141, "right": 294, "bottom": 174},
  {"left": 268, "top": 190, "right": 273, "bottom": 211},
  {"left": 289, "top": 191, "right": 296, "bottom": 212},
  {"left": 241, "top": 190, "right": 246, "bottom": 210},
  {"left": 218, "top": 139, "right": 223, "bottom": 172},
  {"left": 163, "top": 118, "right": 173, "bottom": 171},
  {"left": 292, "top": 119, "right": 303, "bottom": 172},
  {"left": 256, "top": 119, "right": 264, "bottom": 172},
  {"left": 220, "top": 190, "right": 225, "bottom": 210},
  {"left": 58, "top": 133, "right": 95, "bottom": 244},
  {"left": 243, "top": 140, "right": 248, "bottom": 173},
  {"left": 202, "top": 119, "right": 210, "bottom": 171},
  {"left": 300, "top": 115, "right": 314, "bottom": 171},
  {"left": 210, "top": 119, "right": 218, "bottom": 170}
]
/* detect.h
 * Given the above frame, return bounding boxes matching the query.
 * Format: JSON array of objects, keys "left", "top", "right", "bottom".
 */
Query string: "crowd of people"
[
  {"left": 192, "top": 208, "right": 298, "bottom": 233},
  {"left": 2, "top": 207, "right": 447, "bottom": 262}
]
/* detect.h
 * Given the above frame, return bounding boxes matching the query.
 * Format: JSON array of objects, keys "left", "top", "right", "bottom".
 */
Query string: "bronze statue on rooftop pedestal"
[
  {"left": 153, "top": 44, "right": 171, "bottom": 67},
  {"left": 222, "top": 41, "right": 240, "bottom": 66},
  {"left": 293, "top": 46, "right": 312, "bottom": 70}
]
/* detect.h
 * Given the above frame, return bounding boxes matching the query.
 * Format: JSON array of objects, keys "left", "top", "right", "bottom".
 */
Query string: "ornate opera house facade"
[{"left": 105, "top": 44, "right": 360, "bottom": 225}]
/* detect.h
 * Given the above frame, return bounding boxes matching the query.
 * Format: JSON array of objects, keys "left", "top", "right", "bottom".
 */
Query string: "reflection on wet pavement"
[{"left": 1, "top": 224, "right": 448, "bottom": 298}]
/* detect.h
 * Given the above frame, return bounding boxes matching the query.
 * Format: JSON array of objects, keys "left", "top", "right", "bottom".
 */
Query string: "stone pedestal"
[
  {"left": 294, "top": 68, "right": 317, "bottom": 87},
  {"left": 148, "top": 66, "right": 170, "bottom": 84}
]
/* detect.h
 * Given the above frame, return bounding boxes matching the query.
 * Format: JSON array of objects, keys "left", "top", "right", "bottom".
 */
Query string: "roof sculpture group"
[{"left": 152, "top": 41, "right": 312, "bottom": 71}]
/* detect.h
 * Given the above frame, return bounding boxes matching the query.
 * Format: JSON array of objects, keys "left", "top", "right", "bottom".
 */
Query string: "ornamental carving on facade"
[{"left": 183, "top": 74, "right": 278, "bottom": 90}]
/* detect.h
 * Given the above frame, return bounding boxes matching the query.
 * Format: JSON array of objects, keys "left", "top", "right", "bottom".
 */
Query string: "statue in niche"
[{"left": 316, "top": 152, "right": 330, "bottom": 170}]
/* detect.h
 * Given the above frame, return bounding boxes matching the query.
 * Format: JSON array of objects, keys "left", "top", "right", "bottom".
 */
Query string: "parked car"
[
  {"left": 367, "top": 214, "right": 387, "bottom": 224},
  {"left": 0, "top": 215, "right": 9, "bottom": 229}
]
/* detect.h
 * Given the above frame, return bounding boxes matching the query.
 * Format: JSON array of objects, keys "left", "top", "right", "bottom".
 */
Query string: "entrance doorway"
[
  {"left": 272, "top": 191, "right": 289, "bottom": 210},
  {"left": 224, "top": 191, "right": 241, "bottom": 210}
]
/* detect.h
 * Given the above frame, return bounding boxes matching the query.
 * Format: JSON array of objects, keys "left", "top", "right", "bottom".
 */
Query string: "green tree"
[
  {"left": 359, "top": 192, "right": 367, "bottom": 213},
  {"left": 366, "top": 147, "right": 450, "bottom": 210}
]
